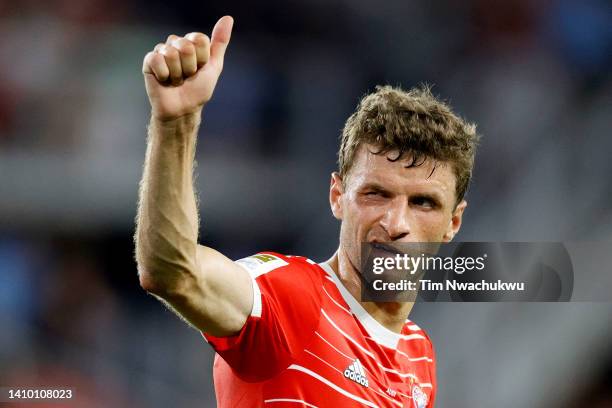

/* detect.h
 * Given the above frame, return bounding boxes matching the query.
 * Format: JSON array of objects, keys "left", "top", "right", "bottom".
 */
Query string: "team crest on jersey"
[
  {"left": 344, "top": 359, "right": 369, "bottom": 388},
  {"left": 235, "top": 253, "right": 288, "bottom": 278},
  {"left": 412, "top": 384, "right": 428, "bottom": 408}
]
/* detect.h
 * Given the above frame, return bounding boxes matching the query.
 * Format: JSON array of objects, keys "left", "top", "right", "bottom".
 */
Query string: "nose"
[{"left": 380, "top": 197, "right": 411, "bottom": 241}]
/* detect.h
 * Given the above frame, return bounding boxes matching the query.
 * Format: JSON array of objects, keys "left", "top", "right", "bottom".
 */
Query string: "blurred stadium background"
[{"left": 1, "top": 0, "right": 611, "bottom": 406}]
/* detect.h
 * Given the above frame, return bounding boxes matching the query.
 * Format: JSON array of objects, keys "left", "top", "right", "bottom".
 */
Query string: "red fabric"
[
  {"left": 205, "top": 253, "right": 323, "bottom": 382},
  {"left": 204, "top": 253, "right": 437, "bottom": 407}
]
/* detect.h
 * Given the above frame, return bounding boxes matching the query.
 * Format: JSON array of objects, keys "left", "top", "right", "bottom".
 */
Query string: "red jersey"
[{"left": 204, "top": 252, "right": 436, "bottom": 407}]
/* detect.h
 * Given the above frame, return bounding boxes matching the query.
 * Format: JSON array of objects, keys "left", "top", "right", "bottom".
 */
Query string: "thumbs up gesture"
[{"left": 142, "top": 16, "right": 234, "bottom": 121}]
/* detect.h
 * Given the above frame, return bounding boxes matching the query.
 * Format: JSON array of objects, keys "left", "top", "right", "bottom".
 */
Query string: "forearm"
[{"left": 135, "top": 112, "right": 202, "bottom": 294}]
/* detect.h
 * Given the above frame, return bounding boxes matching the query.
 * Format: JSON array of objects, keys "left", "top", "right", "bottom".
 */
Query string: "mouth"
[{"left": 370, "top": 241, "right": 402, "bottom": 256}]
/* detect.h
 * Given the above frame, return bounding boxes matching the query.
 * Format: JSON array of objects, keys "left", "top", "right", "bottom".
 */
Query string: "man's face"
[{"left": 330, "top": 144, "right": 467, "bottom": 271}]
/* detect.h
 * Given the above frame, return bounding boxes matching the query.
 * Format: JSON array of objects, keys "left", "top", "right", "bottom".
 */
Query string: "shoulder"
[
  {"left": 403, "top": 319, "right": 427, "bottom": 335},
  {"left": 235, "top": 252, "right": 291, "bottom": 277},
  {"left": 235, "top": 252, "right": 323, "bottom": 278},
  {"left": 235, "top": 252, "right": 326, "bottom": 297},
  {"left": 402, "top": 319, "right": 436, "bottom": 356}
]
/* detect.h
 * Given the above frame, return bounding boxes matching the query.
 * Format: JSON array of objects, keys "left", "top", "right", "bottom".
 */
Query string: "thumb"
[{"left": 209, "top": 16, "right": 234, "bottom": 68}]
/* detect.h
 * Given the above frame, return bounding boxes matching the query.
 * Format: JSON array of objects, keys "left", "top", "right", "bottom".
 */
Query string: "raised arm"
[{"left": 135, "top": 16, "right": 253, "bottom": 337}]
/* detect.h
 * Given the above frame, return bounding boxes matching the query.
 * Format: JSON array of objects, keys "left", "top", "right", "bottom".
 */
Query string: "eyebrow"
[
  {"left": 360, "top": 182, "right": 390, "bottom": 193},
  {"left": 360, "top": 182, "right": 444, "bottom": 202}
]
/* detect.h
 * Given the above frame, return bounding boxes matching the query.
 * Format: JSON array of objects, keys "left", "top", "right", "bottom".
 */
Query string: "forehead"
[{"left": 347, "top": 144, "right": 457, "bottom": 196}]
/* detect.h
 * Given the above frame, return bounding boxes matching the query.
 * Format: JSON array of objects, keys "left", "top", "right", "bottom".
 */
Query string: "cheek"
[
  {"left": 413, "top": 211, "right": 450, "bottom": 239},
  {"left": 342, "top": 201, "right": 379, "bottom": 239}
]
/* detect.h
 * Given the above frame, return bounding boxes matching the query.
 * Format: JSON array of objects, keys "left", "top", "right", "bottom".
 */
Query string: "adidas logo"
[{"left": 344, "top": 359, "right": 369, "bottom": 388}]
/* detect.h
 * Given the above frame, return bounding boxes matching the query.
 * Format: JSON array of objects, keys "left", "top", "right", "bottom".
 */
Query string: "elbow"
[
  {"left": 136, "top": 255, "right": 196, "bottom": 298},
  {"left": 136, "top": 258, "right": 167, "bottom": 296},
  {"left": 134, "top": 237, "right": 198, "bottom": 297},
  {"left": 135, "top": 245, "right": 157, "bottom": 292},
  {"left": 138, "top": 265, "right": 164, "bottom": 295}
]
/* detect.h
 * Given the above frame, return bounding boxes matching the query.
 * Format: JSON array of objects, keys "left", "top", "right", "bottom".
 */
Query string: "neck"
[{"left": 325, "top": 249, "right": 414, "bottom": 334}]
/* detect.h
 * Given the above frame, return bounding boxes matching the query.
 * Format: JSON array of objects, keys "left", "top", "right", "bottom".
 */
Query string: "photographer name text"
[{"left": 373, "top": 279, "right": 525, "bottom": 291}]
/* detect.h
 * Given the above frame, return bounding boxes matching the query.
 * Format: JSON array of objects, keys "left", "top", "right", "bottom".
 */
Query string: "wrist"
[
  {"left": 151, "top": 110, "right": 202, "bottom": 127},
  {"left": 148, "top": 110, "right": 202, "bottom": 148}
]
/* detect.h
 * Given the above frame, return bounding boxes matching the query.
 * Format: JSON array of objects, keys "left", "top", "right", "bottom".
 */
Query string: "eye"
[
  {"left": 363, "top": 190, "right": 389, "bottom": 199},
  {"left": 411, "top": 195, "right": 437, "bottom": 209}
]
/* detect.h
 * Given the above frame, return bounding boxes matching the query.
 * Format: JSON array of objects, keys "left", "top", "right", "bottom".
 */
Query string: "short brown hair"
[{"left": 338, "top": 85, "right": 479, "bottom": 204}]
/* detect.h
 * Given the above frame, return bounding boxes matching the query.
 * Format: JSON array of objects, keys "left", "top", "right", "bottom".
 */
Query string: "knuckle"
[
  {"left": 150, "top": 52, "right": 165, "bottom": 65},
  {"left": 166, "top": 34, "right": 179, "bottom": 43},
  {"left": 154, "top": 42, "right": 165, "bottom": 52},
  {"left": 142, "top": 52, "right": 155, "bottom": 71},
  {"left": 186, "top": 32, "right": 209, "bottom": 47},
  {"left": 161, "top": 45, "right": 179, "bottom": 58},
  {"left": 173, "top": 38, "right": 195, "bottom": 54}
]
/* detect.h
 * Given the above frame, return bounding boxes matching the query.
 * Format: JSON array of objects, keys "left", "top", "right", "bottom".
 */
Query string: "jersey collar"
[{"left": 318, "top": 262, "right": 402, "bottom": 349}]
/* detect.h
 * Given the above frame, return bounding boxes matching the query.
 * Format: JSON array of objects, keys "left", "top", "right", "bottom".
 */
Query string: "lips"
[{"left": 370, "top": 242, "right": 402, "bottom": 256}]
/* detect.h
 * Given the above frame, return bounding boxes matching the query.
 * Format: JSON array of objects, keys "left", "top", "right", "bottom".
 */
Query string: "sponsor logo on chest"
[{"left": 343, "top": 359, "right": 369, "bottom": 388}]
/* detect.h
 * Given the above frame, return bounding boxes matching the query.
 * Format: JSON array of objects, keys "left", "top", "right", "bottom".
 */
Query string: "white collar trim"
[{"left": 318, "top": 262, "right": 402, "bottom": 349}]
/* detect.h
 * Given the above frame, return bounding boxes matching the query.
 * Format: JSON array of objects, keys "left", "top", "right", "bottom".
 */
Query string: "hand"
[{"left": 142, "top": 16, "right": 234, "bottom": 121}]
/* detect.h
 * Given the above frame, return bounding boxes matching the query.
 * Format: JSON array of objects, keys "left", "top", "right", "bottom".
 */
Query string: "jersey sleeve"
[{"left": 203, "top": 252, "right": 323, "bottom": 382}]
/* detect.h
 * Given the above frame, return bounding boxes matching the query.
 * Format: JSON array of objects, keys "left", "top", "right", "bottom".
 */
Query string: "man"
[{"left": 136, "top": 15, "right": 478, "bottom": 407}]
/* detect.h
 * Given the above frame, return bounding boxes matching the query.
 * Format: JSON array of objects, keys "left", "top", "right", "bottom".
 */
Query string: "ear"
[
  {"left": 329, "top": 172, "right": 344, "bottom": 220},
  {"left": 443, "top": 199, "right": 467, "bottom": 242}
]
